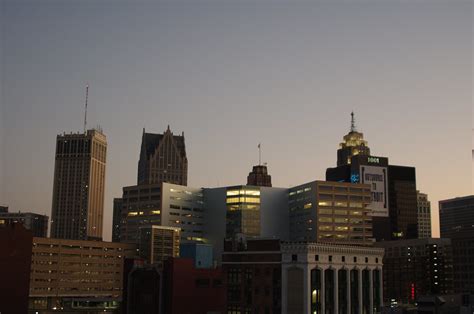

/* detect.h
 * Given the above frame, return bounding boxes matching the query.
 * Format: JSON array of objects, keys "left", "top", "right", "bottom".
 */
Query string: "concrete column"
[
  {"left": 304, "top": 266, "right": 311, "bottom": 314},
  {"left": 379, "top": 269, "right": 383, "bottom": 310},
  {"left": 358, "top": 269, "right": 363, "bottom": 314},
  {"left": 282, "top": 265, "right": 288, "bottom": 314},
  {"left": 321, "top": 267, "right": 326, "bottom": 314},
  {"left": 334, "top": 267, "right": 339, "bottom": 314},
  {"left": 346, "top": 269, "right": 351, "bottom": 314},
  {"left": 369, "top": 269, "right": 373, "bottom": 314}
]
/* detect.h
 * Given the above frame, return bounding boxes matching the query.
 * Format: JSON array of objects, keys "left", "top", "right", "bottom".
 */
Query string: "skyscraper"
[
  {"left": 51, "top": 129, "right": 107, "bottom": 240},
  {"left": 337, "top": 112, "right": 371, "bottom": 166},
  {"left": 416, "top": 191, "right": 431, "bottom": 239},
  {"left": 439, "top": 195, "right": 474, "bottom": 293},
  {"left": 137, "top": 126, "right": 187, "bottom": 186}
]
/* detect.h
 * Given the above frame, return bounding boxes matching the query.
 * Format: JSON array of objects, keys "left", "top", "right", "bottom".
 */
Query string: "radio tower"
[{"left": 83, "top": 84, "right": 89, "bottom": 133}]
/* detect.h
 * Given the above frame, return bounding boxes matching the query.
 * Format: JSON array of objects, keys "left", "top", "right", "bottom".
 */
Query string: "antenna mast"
[
  {"left": 83, "top": 84, "right": 89, "bottom": 133},
  {"left": 258, "top": 143, "right": 261, "bottom": 166},
  {"left": 350, "top": 111, "right": 356, "bottom": 132}
]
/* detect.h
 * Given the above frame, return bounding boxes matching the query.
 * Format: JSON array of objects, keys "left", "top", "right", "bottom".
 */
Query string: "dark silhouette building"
[
  {"left": 0, "top": 210, "right": 48, "bottom": 237},
  {"left": 375, "top": 238, "right": 454, "bottom": 304},
  {"left": 127, "top": 265, "right": 162, "bottom": 314},
  {"left": 247, "top": 164, "right": 272, "bottom": 187},
  {"left": 112, "top": 198, "right": 122, "bottom": 242},
  {"left": 0, "top": 224, "right": 33, "bottom": 314},
  {"left": 51, "top": 129, "right": 107, "bottom": 240},
  {"left": 439, "top": 195, "right": 474, "bottom": 294},
  {"left": 137, "top": 126, "right": 188, "bottom": 186}
]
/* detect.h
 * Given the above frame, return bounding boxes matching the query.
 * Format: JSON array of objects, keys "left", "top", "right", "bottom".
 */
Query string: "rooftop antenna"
[
  {"left": 350, "top": 111, "right": 356, "bottom": 132},
  {"left": 258, "top": 143, "right": 261, "bottom": 166},
  {"left": 83, "top": 84, "right": 89, "bottom": 133}
]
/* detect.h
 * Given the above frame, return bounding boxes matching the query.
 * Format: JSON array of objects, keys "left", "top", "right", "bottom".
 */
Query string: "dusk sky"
[{"left": 1, "top": 0, "right": 472, "bottom": 241}]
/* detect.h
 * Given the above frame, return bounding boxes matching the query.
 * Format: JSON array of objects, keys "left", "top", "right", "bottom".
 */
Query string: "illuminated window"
[
  {"left": 127, "top": 212, "right": 138, "bottom": 216},
  {"left": 319, "top": 217, "right": 332, "bottom": 223},
  {"left": 349, "top": 202, "right": 363, "bottom": 208},
  {"left": 303, "top": 203, "right": 312, "bottom": 209},
  {"left": 318, "top": 201, "right": 332, "bottom": 207},
  {"left": 226, "top": 190, "right": 239, "bottom": 196},
  {"left": 319, "top": 226, "right": 333, "bottom": 231},
  {"left": 334, "top": 210, "right": 347, "bottom": 215},
  {"left": 319, "top": 209, "right": 332, "bottom": 215},
  {"left": 335, "top": 201, "right": 347, "bottom": 207},
  {"left": 334, "top": 218, "right": 349, "bottom": 223},
  {"left": 351, "top": 211, "right": 362, "bottom": 215},
  {"left": 226, "top": 197, "right": 240, "bottom": 204},
  {"left": 335, "top": 226, "right": 349, "bottom": 231}
]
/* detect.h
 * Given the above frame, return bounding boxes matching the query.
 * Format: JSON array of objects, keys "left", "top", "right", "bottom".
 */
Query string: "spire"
[
  {"left": 83, "top": 84, "right": 89, "bottom": 133},
  {"left": 350, "top": 111, "right": 356, "bottom": 132}
]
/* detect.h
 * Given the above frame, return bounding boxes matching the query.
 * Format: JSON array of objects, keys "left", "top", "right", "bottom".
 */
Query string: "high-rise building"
[
  {"left": 0, "top": 210, "right": 48, "bottom": 237},
  {"left": 50, "top": 129, "right": 107, "bottom": 240},
  {"left": 289, "top": 181, "right": 374, "bottom": 246},
  {"left": 417, "top": 191, "right": 431, "bottom": 239},
  {"left": 137, "top": 126, "right": 187, "bottom": 186},
  {"left": 327, "top": 118, "right": 419, "bottom": 241},
  {"left": 439, "top": 195, "right": 474, "bottom": 294},
  {"left": 138, "top": 225, "right": 181, "bottom": 268},
  {"left": 337, "top": 112, "right": 371, "bottom": 167},
  {"left": 247, "top": 164, "right": 272, "bottom": 187},
  {"left": 112, "top": 198, "right": 122, "bottom": 242}
]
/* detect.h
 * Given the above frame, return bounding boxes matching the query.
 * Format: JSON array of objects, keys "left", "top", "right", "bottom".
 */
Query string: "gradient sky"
[{"left": 1, "top": 0, "right": 472, "bottom": 241}]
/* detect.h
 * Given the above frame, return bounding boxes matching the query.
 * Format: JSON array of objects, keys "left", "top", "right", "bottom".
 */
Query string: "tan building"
[
  {"left": 51, "top": 129, "right": 107, "bottom": 240},
  {"left": 289, "top": 181, "right": 373, "bottom": 246},
  {"left": 138, "top": 225, "right": 180, "bottom": 268},
  {"left": 29, "top": 237, "right": 136, "bottom": 312},
  {"left": 416, "top": 191, "right": 431, "bottom": 238}
]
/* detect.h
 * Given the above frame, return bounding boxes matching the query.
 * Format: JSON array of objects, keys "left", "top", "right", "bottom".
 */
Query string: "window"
[
  {"left": 315, "top": 254, "right": 319, "bottom": 261},
  {"left": 342, "top": 256, "right": 345, "bottom": 262},
  {"left": 329, "top": 255, "right": 332, "bottom": 262},
  {"left": 365, "top": 257, "right": 368, "bottom": 263},
  {"left": 354, "top": 257, "right": 357, "bottom": 263},
  {"left": 292, "top": 254, "right": 297, "bottom": 262}
]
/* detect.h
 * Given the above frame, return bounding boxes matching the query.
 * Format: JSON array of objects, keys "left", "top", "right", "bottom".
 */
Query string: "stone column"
[
  {"left": 346, "top": 269, "right": 351, "bottom": 314},
  {"left": 379, "top": 269, "right": 383, "bottom": 310},
  {"left": 358, "top": 268, "right": 363, "bottom": 314},
  {"left": 334, "top": 267, "right": 339, "bottom": 314},
  {"left": 321, "top": 267, "right": 326, "bottom": 314},
  {"left": 369, "top": 268, "right": 373, "bottom": 314},
  {"left": 282, "top": 265, "right": 288, "bottom": 314},
  {"left": 304, "top": 266, "right": 311, "bottom": 314}
]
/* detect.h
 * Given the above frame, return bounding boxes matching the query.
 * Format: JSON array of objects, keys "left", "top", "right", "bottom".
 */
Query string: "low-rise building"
[
  {"left": 28, "top": 237, "right": 137, "bottom": 312},
  {"left": 0, "top": 210, "right": 48, "bottom": 237}
]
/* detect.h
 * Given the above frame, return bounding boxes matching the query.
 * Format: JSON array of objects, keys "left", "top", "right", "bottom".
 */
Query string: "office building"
[
  {"left": 0, "top": 210, "right": 48, "bottom": 237},
  {"left": 222, "top": 239, "right": 283, "bottom": 314},
  {"left": 247, "top": 164, "right": 272, "bottom": 187},
  {"left": 120, "top": 183, "right": 205, "bottom": 245},
  {"left": 337, "top": 112, "right": 371, "bottom": 166},
  {"left": 327, "top": 149, "right": 418, "bottom": 240},
  {"left": 281, "top": 242, "right": 384, "bottom": 314},
  {"left": 137, "top": 126, "right": 187, "bottom": 186},
  {"left": 138, "top": 225, "right": 180, "bottom": 268},
  {"left": 163, "top": 258, "right": 226, "bottom": 314},
  {"left": 0, "top": 205, "right": 8, "bottom": 213},
  {"left": 289, "top": 181, "right": 373, "bottom": 246},
  {"left": 439, "top": 195, "right": 474, "bottom": 293},
  {"left": 375, "top": 238, "right": 454, "bottom": 304},
  {"left": 126, "top": 264, "right": 162, "bottom": 314},
  {"left": 112, "top": 198, "right": 123, "bottom": 242},
  {"left": 51, "top": 129, "right": 107, "bottom": 240},
  {"left": 0, "top": 224, "right": 33, "bottom": 314},
  {"left": 28, "top": 237, "right": 137, "bottom": 312},
  {"left": 417, "top": 191, "right": 431, "bottom": 238}
]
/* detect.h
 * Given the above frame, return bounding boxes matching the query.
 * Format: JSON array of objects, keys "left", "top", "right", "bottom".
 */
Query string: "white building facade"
[{"left": 281, "top": 242, "right": 384, "bottom": 314}]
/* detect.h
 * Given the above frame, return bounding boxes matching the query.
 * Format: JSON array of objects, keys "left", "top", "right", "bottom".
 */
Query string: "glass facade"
[{"left": 226, "top": 187, "right": 261, "bottom": 238}]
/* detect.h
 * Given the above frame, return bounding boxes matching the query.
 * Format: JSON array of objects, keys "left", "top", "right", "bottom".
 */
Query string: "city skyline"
[{"left": 2, "top": 1, "right": 472, "bottom": 241}]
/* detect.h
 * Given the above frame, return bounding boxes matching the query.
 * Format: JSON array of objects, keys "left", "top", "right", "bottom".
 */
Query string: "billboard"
[{"left": 360, "top": 165, "right": 389, "bottom": 217}]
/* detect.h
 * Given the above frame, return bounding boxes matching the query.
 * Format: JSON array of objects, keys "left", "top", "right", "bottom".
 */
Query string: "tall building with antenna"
[
  {"left": 50, "top": 86, "right": 107, "bottom": 240},
  {"left": 337, "top": 112, "right": 371, "bottom": 166}
]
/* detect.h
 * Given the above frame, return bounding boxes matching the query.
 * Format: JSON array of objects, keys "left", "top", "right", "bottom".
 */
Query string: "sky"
[{"left": 1, "top": 0, "right": 472, "bottom": 241}]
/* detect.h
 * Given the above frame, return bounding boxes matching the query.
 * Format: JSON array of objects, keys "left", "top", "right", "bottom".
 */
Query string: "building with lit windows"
[
  {"left": 51, "top": 129, "right": 107, "bottom": 241},
  {"left": 112, "top": 198, "right": 123, "bottom": 242},
  {"left": 28, "top": 237, "right": 137, "bottom": 312},
  {"left": 247, "top": 164, "right": 272, "bottom": 187},
  {"left": 417, "top": 191, "right": 431, "bottom": 238},
  {"left": 138, "top": 225, "right": 180, "bottom": 268},
  {"left": 282, "top": 241, "right": 384, "bottom": 314},
  {"left": 289, "top": 181, "right": 373, "bottom": 246},
  {"left": 375, "top": 238, "right": 454, "bottom": 305}
]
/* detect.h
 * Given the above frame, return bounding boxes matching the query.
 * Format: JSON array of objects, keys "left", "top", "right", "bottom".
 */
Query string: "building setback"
[
  {"left": 51, "top": 129, "right": 107, "bottom": 240},
  {"left": 0, "top": 210, "right": 48, "bottom": 237},
  {"left": 416, "top": 191, "right": 432, "bottom": 239},
  {"left": 375, "top": 238, "right": 453, "bottom": 304},
  {"left": 137, "top": 126, "right": 187, "bottom": 186},
  {"left": 439, "top": 195, "right": 474, "bottom": 294},
  {"left": 29, "top": 237, "right": 137, "bottom": 312}
]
